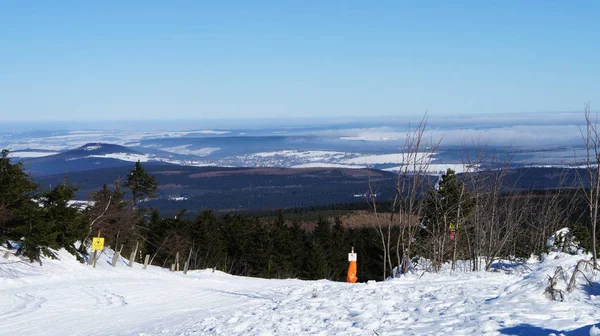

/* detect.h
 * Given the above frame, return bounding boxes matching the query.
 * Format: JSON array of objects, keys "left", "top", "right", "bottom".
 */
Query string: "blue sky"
[{"left": 1, "top": 1, "right": 599, "bottom": 122}]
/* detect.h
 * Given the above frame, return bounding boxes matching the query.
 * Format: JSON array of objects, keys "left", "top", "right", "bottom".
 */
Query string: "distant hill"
[
  {"left": 19, "top": 143, "right": 171, "bottom": 176},
  {"left": 61, "top": 143, "right": 143, "bottom": 156}
]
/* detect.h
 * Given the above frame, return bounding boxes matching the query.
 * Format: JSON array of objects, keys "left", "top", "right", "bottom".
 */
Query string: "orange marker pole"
[{"left": 347, "top": 247, "right": 358, "bottom": 283}]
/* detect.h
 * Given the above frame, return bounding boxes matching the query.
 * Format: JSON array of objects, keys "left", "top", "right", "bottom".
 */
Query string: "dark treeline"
[{"left": 143, "top": 209, "right": 383, "bottom": 281}]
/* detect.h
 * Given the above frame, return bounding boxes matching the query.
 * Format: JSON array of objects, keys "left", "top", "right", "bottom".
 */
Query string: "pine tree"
[
  {"left": 12, "top": 178, "right": 86, "bottom": 262},
  {"left": 0, "top": 150, "right": 38, "bottom": 244},
  {"left": 420, "top": 168, "right": 473, "bottom": 269},
  {"left": 192, "top": 210, "right": 227, "bottom": 270},
  {"left": 306, "top": 217, "right": 334, "bottom": 279},
  {"left": 306, "top": 239, "right": 329, "bottom": 279},
  {"left": 124, "top": 160, "right": 158, "bottom": 206},
  {"left": 39, "top": 179, "right": 87, "bottom": 257},
  {"left": 329, "top": 216, "right": 349, "bottom": 281}
]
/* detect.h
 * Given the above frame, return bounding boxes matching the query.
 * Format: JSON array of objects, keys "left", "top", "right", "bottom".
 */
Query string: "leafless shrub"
[
  {"left": 545, "top": 266, "right": 566, "bottom": 301},
  {"left": 567, "top": 259, "right": 596, "bottom": 292}
]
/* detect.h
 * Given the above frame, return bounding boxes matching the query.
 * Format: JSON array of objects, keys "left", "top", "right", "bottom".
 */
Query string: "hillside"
[
  {"left": 33, "top": 164, "right": 586, "bottom": 215},
  {"left": 35, "top": 165, "right": 401, "bottom": 213},
  {"left": 18, "top": 143, "right": 171, "bottom": 176},
  {"left": 2, "top": 247, "right": 600, "bottom": 335}
]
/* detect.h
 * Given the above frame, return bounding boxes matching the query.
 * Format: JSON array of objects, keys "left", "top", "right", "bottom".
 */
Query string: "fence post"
[
  {"left": 91, "top": 251, "right": 98, "bottom": 268},
  {"left": 129, "top": 241, "right": 139, "bottom": 267},
  {"left": 111, "top": 245, "right": 123, "bottom": 267},
  {"left": 183, "top": 248, "right": 192, "bottom": 274},
  {"left": 143, "top": 254, "right": 150, "bottom": 269}
]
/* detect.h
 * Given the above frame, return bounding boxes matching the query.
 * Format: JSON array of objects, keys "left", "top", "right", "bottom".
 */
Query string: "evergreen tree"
[
  {"left": 39, "top": 179, "right": 87, "bottom": 257},
  {"left": 124, "top": 160, "right": 158, "bottom": 206},
  {"left": 269, "top": 210, "right": 295, "bottom": 277},
  {"left": 306, "top": 239, "right": 329, "bottom": 279},
  {"left": 306, "top": 217, "right": 334, "bottom": 279},
  {"left": 0, "top": 150, "right": 38, "bottom": 244},
  {"left": 13, "top": 179, "right": 85, "bottom": 262},
  {"left": 420, "top": 168, "right": 473, "bottom": 268},
  {"left": 192, "top": 210, "right": 227, "bottom": 270},
  {"left": 329, "top": 216, "right": 349, "bottom": 281}
]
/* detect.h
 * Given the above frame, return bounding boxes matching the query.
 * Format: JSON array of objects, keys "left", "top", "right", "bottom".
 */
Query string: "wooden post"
[
  {"left": 129, "top": 241, "right": 139, "bottom": 267},
  {"left": 92, "top": 230, "right": 102, "bottom": 268},
  {"left": 183, "top": 248, "right": 192, "bottom": 274},
  {"left": 143, "top": 254, "right": 150, "bottom": 269},
  {"left": 111, "top": 251, "right": 120, "bottom": 267},
  {"left": 111, "top": 245, "right": 123, "bottom": 267},
  {"left": 170, "top": 264, "right": 175, "bottom": 272},
  {"left": 175, "top": 251, "right": 180, "bottom": 272},
  {"left": 92, "top": 251, "right": 98, "bottom": 268}
]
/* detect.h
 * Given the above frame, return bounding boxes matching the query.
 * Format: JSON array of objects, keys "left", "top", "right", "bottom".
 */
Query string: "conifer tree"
[
  {"left": 13, "top": 179, "right": 85, "bottom": 262},
  {"left": 192, "top": 210, "right": 227, "bottom": 270},
  {"left": 307, "top": 239, "right": 329, "bottom": 279},
  {"left": 39, "top": 179, "right": 87, "bottom": 257},
  {"left": 420, "top": 168, "right": 473, "bottom": 270},
  {"left": 124, "top": 160, "right": 158, "bottom": 206},
  {"left": 0, "top": 150, "right": 38, "bottom": 244}
]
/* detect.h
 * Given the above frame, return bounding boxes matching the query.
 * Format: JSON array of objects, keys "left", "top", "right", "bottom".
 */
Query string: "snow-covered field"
[
  {"left": 160, "top": 145, "right": 221, "bottom": 157},
  {"left": 6, "top": 151, "right": 60, "bottom": 158},
  {"left": 341, "top": 153, "right": 431, "bottom": 165},
  {"left": 2, "top": 246, "right": 600, "bottom": 336},
  {"left": 383, "top": 163, "right": 474, "bottom": 174}
]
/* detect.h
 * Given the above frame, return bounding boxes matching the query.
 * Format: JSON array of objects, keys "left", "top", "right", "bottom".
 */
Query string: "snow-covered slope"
[{"left": 2, "top": 248, "right": 600, "bottom": 335}]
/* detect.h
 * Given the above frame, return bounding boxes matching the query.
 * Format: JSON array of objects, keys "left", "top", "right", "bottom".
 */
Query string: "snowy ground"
[{"left": 2, "top": 248, "right": 600, "bottom": 336}]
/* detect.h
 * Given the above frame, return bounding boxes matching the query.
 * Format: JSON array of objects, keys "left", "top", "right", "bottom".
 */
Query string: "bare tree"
[
  {"left": 527, "top": 171, "right": 578, "bottom": 256},
  {"left": 368, "top": 114, "right": 439, "bottom": 278},
  {"left": 367, "top": 178, "right": 393, "bottom": 280},
  {"left": 580, "top": 102, "right": 599, "bottom": 268},
  {"left": 393, "top": 115, "right": 439, "bottom": 276}
]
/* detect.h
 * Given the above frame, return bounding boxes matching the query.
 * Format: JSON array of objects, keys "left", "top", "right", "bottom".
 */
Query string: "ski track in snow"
[
  {"left": 2, "top": 249, "right": 600, "bottom": 335},
  {"left": 175, "top": 276, "right": 516, "bottom": 335}
]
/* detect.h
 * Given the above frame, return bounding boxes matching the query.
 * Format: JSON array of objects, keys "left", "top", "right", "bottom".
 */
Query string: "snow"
[
  {"left": 383, "top": 163, "right": 475, "bottom": 174},
  {"left": 342, "top": 153, "right": 431, "bottom": 165},
  {"left": 67, "top": 200, "right": 95, "bottom": 209},
  {"left": 197, "top": 130, "right": 230, "bottom": 135},
  {"left": 250, "top": 150, "right": 348, "bottom": 160},
  {"left": 82, "top": 144, "right": 102, "bottom": 151},
  {"left": 290, "top": 163, "right": 366, "bottom": 169},
  {"left": 547, "top": 228, "right": 572, "bottom": 248},
  {"left": 89, "top": 153, "right": 150, "bottom": 162},
  {"left": 6, "top": 151, "right": 59, "bottom": 158},
  {"left": 161, "top": 145, "right": 220, "bottom": 157},
  {"left": 546, "top": 228, "right": 582, "bottom": 255},
  {"left": 2, "top": 246, "right": 600, "bottom": 335}
]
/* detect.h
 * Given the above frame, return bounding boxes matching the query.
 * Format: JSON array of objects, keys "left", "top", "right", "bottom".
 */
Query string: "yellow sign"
[{"left": 92, "top": 237, "right": 105, "bottom": 251}]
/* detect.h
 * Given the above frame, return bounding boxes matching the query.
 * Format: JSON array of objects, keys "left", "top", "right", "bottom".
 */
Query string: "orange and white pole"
[{"left": 347, "top": 247, "right": 358, "bottom": 283}]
